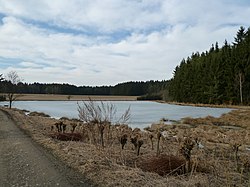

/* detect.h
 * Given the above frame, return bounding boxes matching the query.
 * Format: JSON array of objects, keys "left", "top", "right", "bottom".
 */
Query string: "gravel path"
[{"left": 0, "top": 110, "right": 93, "bottom": 187}]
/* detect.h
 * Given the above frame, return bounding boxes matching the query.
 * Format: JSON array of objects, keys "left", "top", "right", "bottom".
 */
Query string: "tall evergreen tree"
[{"left": 168, "top": 26, "right": 250, "bottom": 105}]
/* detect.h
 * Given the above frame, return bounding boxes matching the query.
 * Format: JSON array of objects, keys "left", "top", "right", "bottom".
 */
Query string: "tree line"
[
  {"left": 0, "top": 75, "right": 168, "bottom": 99},
  {"left": 167, "top": 26, "right": 250, "bottom": 105}
]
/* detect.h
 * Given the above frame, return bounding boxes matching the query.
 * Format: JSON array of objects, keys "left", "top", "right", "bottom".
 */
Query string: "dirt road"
[{"left": 0, "top": 110, "right": 93, "bottom": 187}]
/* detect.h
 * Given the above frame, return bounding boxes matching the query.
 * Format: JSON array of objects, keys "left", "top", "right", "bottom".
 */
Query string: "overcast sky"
[{"left": 0, "top": 0, "right": 249, "bottom": 86}]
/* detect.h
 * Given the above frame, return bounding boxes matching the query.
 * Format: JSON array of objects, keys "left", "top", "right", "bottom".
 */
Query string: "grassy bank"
[
  {"left": 164, "top": 101, "right": 250, "bottom": 110},
  {"left": 2, "top": 106, "right": 250, "bottom": 186}
]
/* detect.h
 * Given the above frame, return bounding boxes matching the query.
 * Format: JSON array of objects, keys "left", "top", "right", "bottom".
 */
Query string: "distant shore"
[
  {"left": 164, "top": 101, "right": 250, "bottom": 109},
  {"left": 4, "top": 94, "right": 250, "bottom": 110},
  {"left": 15, "top": 94, "right": 138, "bottom": 101}
]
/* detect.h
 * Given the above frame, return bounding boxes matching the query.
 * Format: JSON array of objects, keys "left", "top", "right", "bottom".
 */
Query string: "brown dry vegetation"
[
  {"left": 2, "top": 107, "right": 250, "bottom": 187},
  {"left": 166, "top": 101, "right": 250, "bottom": 109},
  {"left": 15, "top": 94, "right": 138, "bottom": 101}
]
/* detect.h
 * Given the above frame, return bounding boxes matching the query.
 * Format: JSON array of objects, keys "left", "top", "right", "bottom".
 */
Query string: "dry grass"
[
  {"left": 28, "top": 111, "right": 51, "bottom": 117},
  {"left": 49, "top": 132, "right": 83, "bottom": 141},
  {"left": 166, "top": 101, "right": 250, "bottom": 109},
  {"left": 2, "top": 107, "right": 250, "bottom": 187},
  {"left": 138, "top": 154, "right": 186, "bottom": 176},
  {"left": 15, "top": 94, "right": 138, "bottom": 101},
  {"left": 181, "top": 109, "right": 250, "bottom": 130}
]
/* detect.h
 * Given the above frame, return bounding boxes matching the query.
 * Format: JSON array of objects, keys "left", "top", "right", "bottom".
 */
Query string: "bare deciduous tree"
[
  {"left": 5, "top": 71, "right": 22, "bottom": 108},
  {"left": 0, "top": 74, "right": 4, "bottom": 82},
  {"left": 77, "top": 99, "right": 130, "bottom": 148}
]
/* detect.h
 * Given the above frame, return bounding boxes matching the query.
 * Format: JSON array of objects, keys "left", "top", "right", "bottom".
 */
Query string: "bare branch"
[
  {"left": 4, "top": 71, "right": 22, "bottom": 108},
  {"left": 77, "top": 100, "right": 130, "bottom": 125},
  {"left": 117, "top": 106, "right": 131, "bottom": 124},
  {"left": 6, "top": 71, "right": 22, "bottom": 85},
  {"left": 77, "top": 99, "right": 131, "bottom": 147}
]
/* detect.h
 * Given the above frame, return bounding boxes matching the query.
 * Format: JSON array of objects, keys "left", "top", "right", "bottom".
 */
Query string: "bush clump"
[
  {"left": 49, "top": 132, "right": 83, "bottom": 141},
  {"left": 138, "top": 155, "right": 186, "bottom": 176}
]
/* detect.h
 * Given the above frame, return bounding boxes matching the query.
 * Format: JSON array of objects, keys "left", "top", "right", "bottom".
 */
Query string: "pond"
[{"left": 0, "top": 101, "right": 232, "bottom": 129}]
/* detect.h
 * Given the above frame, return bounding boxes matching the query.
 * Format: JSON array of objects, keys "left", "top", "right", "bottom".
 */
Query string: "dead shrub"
[
  {"left": 137, "top": 140, "right": 144, "bottom": 156},
  {"left": 77, "top": 99, "right": 131, "bottom": 148},
  {"left": 131, "top": 135, "right": 138, "bottom": 150},
  {"left": 49, "top": 132, "right": 83, "bottom": 141},
  {"left": 180, "top": 137, "right": 195, "bottom": 172},
  {"left": 70, "top": 123, "right": 77, "bottom": 133},
  {"left": 138, "top": 154, "right": 186, "bottom": 176},
  {"left": 120, "top": 134, "right": 128, "bottom": 149},
  {"left": 54, "top": 121, "right": 64, "bottom": 132},
  {"left": 149, "top": 134, "right": 154, "bottom": 150}
]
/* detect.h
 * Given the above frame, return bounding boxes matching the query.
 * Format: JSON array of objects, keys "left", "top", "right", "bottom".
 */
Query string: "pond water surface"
[{"left": 1, "top": 101, "right": 232, "bottom": 129}]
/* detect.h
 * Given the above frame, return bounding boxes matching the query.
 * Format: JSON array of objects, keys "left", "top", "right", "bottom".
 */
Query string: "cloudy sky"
[{"left": 0, "top": 0, "right": 249, "bottom": 86}]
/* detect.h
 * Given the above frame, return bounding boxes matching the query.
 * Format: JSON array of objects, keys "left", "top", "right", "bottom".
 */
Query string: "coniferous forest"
[
  {"left": 167, "top": 26, "right": 250, "bottom": 105},
  {"left": 0, "top": 80, "right": 168, "bottom": 99}
]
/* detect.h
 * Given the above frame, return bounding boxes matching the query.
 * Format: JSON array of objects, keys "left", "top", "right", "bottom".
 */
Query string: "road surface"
[{"left": 0, "top": 109, "right": 93, "bottom": 187}]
